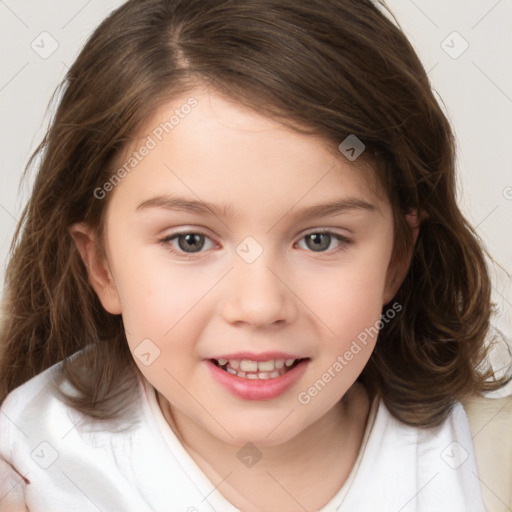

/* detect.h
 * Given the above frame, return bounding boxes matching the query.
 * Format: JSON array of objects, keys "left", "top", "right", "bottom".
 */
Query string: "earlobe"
[
  {"left": 68, "top": 222, "right": 122, "bottom": 315},
  {"left": 382, "top": 210, "right": 422, "bottom": 304}
]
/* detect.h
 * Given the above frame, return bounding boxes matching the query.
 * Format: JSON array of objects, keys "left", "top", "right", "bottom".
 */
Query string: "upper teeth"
[{"left": 217, "top": 358, "right": 296, "bottom": 372}]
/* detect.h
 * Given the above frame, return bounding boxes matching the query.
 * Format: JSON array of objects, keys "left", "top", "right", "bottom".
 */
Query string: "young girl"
[{"left": 0, "top": 0, "right": 509, "bottom": 510}]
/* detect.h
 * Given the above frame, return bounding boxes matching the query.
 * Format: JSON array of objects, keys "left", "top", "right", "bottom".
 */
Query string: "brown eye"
[
  {"left": 305, "top": 233, "right": 332, "bottom": 252},
  {"left": 176, "top": 233, "right": 205, "bottom": 253},
  {"left": 297, "top": 231, "right": 351, "bottom": 253},
  {"left": 160, "top": 231, "right": 215, "bottom": 255}
]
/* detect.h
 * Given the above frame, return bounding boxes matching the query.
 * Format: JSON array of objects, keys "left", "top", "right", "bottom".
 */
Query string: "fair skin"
[{"left": 70, "top": 89, "right": 418, "bottom": 511}]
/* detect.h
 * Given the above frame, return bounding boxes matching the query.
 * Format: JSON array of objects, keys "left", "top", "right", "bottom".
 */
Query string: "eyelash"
[{"left": 158, "top": 229, "right": 352, "bottom": 258}]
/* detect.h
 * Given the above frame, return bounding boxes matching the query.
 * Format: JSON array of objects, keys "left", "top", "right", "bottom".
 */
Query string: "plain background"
[{"left": 0, "top": 0, "right": 511, "bottom": 386}]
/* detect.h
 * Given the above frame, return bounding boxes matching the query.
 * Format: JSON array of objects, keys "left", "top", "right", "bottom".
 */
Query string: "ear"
[
  {"left": 68, "top": 222, "right": 122, "bottom": 315},
  {"left": 382, "top": 210, "right": 422, "bottom": 304}
]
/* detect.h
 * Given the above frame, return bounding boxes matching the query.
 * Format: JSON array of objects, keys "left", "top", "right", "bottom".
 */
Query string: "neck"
[{"left": 158, "top": 383, "right": 371, "bottom": 512}]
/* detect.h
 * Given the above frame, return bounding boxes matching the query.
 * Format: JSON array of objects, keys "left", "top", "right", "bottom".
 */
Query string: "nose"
[{"left": 221, "top": 254, "right": 298, "bottom": 328}]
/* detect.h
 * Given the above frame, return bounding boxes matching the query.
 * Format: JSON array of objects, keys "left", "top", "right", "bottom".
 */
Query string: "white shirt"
[{"left": 0, "top": 358, "right": 485, "bottom": 511}]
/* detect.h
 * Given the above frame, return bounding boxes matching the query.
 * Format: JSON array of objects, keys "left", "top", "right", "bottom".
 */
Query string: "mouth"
[
  {"left": 210, "top": 357, "right": 305, "bottom": 380},
  {"left": 206, "top": 354, "right": 310, "bottom": 400}
]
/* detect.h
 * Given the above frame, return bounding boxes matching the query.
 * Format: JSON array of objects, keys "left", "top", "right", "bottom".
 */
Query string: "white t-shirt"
[{"left": 0, "top": 359, "right": 485, "bottom": 512}]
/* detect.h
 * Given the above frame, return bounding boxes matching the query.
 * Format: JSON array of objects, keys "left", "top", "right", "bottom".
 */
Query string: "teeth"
[
  {"left": 239, "top": 360, "right": 258, "bottom": 372},
  {"left": 215, "top": 357, "right": 301, "bottom": 380},
  {"left": 258, "top": 360, "right": 275, "bottom": 372}
]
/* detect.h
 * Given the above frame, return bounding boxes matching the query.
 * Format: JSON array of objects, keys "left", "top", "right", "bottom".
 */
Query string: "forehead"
[{"left": 107, "top": 89, "right": 389, "bottom": 217}]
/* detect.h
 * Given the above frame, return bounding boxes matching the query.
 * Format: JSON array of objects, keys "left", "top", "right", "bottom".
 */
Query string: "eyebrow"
[{"left": 135, "top": 195, "right": 376, "bottom": 221}]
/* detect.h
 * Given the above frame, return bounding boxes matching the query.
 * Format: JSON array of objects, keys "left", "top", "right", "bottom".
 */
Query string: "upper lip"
[{"left": 209, "top": 352, "right": 306, "bottom": 361}]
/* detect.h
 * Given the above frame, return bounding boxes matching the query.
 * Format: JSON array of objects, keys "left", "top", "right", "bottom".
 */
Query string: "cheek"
[
  {"left": 301, "top": 244, "right": 393, "bottom": 394},
  {"left": 110, "top": 237, "right": 189, "bottom": 317},
  {"left": 117, "top": 263, "right": 209, "bottom": 394},
  {"left": 307, "top": 248, "right": 391, "bottom": 332},
  {"left": 112, "top": 247, "right": 219, "bottom": 370}
]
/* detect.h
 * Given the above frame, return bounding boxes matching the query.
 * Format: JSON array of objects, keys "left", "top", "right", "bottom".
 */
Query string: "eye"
[
  {"left": 159, "top": 229, "right": 351, "bottom": 257},
  {"left": 159, "top": 231, "right": 216, "bottom": 255},
  {"left": 296, "top": 231, "right": 351, "bottom": 253}
]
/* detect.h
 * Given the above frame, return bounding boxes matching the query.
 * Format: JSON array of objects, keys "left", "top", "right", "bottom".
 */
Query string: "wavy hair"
[{"left": 0, "top": 0, "right": 509, "bottom": 427}]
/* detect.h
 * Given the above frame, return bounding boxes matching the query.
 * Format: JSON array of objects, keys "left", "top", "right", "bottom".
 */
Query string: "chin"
[{"left": 208, "top": 412, "right": 308, "bottom": 448}]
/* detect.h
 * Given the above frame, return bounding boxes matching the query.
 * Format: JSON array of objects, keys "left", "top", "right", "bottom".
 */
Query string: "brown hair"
[{"left": 0, "top": 0, "right": 509, "bottom": 427}]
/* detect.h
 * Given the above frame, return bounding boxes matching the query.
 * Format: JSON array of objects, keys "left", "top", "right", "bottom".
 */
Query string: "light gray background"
[{"left": 1, "top": 0, "right": 511, "bottom": 376}]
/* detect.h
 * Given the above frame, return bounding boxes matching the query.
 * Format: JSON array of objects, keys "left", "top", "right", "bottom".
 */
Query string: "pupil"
[
  {"left": 179, "top": 234, "right": 204, "bottom": 252},
  {"left": 307, "top": 233, "right": 330, "bottom": 251}
]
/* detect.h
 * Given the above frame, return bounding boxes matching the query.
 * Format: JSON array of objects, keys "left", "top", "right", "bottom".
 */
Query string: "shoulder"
[
  {"left": 1, "top": 359, "right": 64, "bottom": 434},
  {"left": 381, "top": 399, "right": 479, "bottom": 481},
  {"left": 0, "top": 359, "right": 75, "bottom": 459},
  {"left": 0, "top": 353, "right": 144, "bottom": 467},
  {"left": 341, "top": 398, "right": 486, "bottom": 512},
  {"left": 0, "top": 356, "right": 158, "bottom": 510},
  {"left": 0, "top": 360, "right": 68, "bottom": 508}
]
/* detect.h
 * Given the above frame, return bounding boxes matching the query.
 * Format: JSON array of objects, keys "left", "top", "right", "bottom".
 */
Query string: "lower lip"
[{"left": 205, "top": 359, "right": 309, "bottom": 400}]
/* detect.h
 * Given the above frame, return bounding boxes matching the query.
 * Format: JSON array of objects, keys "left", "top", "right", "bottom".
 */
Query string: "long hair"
[{"left": 0, "top": 0, "right": 508, "bottom": 426}]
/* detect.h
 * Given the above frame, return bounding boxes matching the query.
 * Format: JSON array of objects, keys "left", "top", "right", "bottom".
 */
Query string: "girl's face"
[{"left": 86, "top": 89, "right": 399, "bottom": 446}]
